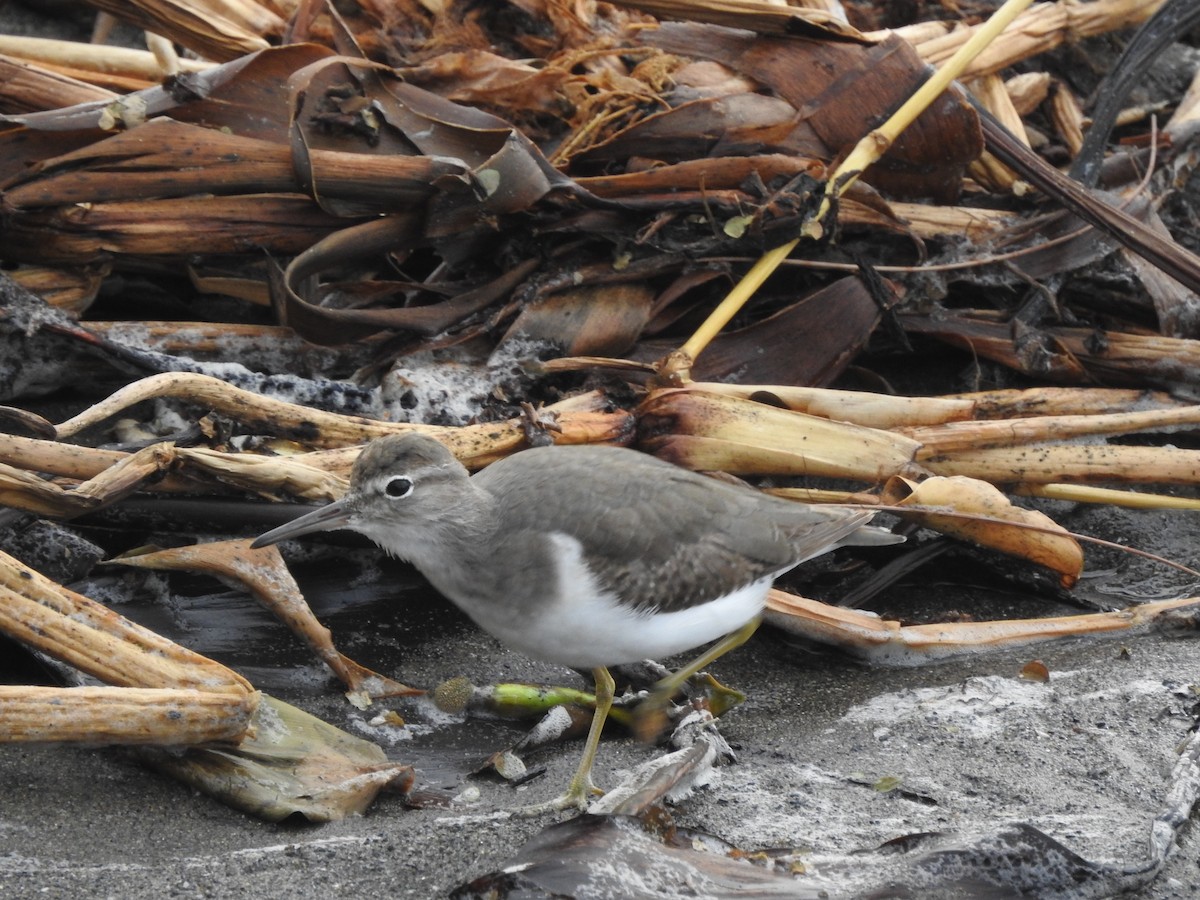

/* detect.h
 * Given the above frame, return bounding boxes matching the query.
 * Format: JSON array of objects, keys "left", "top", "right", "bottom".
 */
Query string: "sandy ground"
[{"left": 2, "top": 520, "right": 1198, "bottom": 898}]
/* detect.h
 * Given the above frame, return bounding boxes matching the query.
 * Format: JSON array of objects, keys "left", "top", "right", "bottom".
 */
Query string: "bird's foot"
[{"left": 511, "top": 774, "right": 603, "bottom": 818}]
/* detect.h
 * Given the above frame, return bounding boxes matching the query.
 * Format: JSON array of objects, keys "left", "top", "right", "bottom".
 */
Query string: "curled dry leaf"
[
  {"left": 175, "top": 447, "right": 350, "bottom": 503},
  {"left": 1020, "top": 659, "right": 1052, "bottom": 682},
  {"left": 0, "top": 442, "right": 182, "bottom": 518},
  {"left": 78, "top": 0, "right": 277, "bottom": 62},
  {"left": 694, "top": 382, "right": 980, "bottom": 429},
  {"left": 0, "top": 405, "right": 54, "bottom": 438},
  {"left": 0, "top": 547, "right": 252, "bottom": 693},
  {"left": 882, "top": 475, "right": 1084, "bottom": 587},
  {"left": 765, "top": 589, "right": 1200, "bottom": 664},
  {"left": 141, "top": 694, "right": 416, "bottom": 823},
  {"left": 1, "top": 685, "right": 256, "bottom": 745},
  {"left": 639, "top": 387, "right": 925, "bottom": 480},
  {"left": 52, "top": 372, "right": 632, "bottom": 461}
]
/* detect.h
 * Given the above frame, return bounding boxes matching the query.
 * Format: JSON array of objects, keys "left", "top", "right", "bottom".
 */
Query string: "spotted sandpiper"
[{"left": 252, "top": 432, "right": 894, "bottom": 812}]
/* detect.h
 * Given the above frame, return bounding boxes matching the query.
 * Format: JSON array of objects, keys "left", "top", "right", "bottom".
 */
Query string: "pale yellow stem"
[{"left": 677, "top": 0, "right": 1037, "bottom": 367}]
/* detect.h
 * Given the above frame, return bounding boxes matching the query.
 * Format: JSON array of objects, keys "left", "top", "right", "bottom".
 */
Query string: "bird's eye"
[{"left": 384, "top": 476, "right": 413, "bottom": 499}]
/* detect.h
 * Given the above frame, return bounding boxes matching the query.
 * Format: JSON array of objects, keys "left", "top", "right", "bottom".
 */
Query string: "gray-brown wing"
[{"left": 476, "top": 445, "right": 873, "bottom": 615}]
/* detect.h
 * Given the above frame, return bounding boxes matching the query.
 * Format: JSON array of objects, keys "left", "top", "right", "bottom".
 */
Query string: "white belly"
[{"left": 467, "top": 533, "right": 770, "bottom": 669}]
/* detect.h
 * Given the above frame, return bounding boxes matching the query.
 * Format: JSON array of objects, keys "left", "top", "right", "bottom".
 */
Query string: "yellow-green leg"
[
  {"left": 635, "top": 616, "right": 761, "bottom": 742},
  {"left": 515, "top": 665, "right": 614, "bottom": 816}
]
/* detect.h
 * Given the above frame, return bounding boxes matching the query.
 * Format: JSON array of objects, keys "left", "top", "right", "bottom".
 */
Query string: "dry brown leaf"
[
  {"left": 635, "top": 276, "right": 891, "bottom": 386},
  {"left": 0, "top": 548, "right": 252, "bottom": 693},
  {"left": 500, "top": 282, "right": 655, "bottom": 358},
  {"left": 2, "top": 685, "right": 257, "bottom": 745},
  {"left": 903, "top": 313, "right": 1200, "bottom": 390},
  {"left": 142, "top": 694, "right": 415, "bottom": 822},
  {"left": 77, "top": 0, "right": 277, "bottom": 62},
  {"left": 765, "top": 589, "right": 1200, "bottom": 663},
  {"left": 639, "top": 388, "right": 925, "bottom": 480},
  {"left": 881, "top": 474, "right": 1084, "bottom": 587}
]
